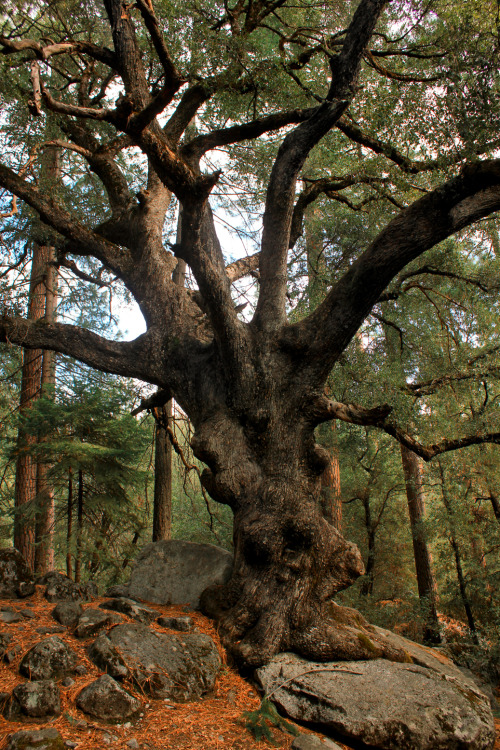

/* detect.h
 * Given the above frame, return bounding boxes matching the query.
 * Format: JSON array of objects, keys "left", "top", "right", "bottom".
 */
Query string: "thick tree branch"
[
  {"left": 135, "top": 0, "right": 184, "bottom": 87},
  {"left": 44, "top": 127, "right": 133, "bottom": 213},
  {"left": 0, "top": 314, "right": 159, "bottom": 384},
  {"left": 226, "top": 252, "right": 260, "bottom": 282},
  {"left": 0, "top": 37, "right": 118, "bottom": 68},
  {"left": 182, "top": 107, "right": 316, "bottom": 160},
  {"left": 312, "top": 396, "right": 500, "bottom": 461},
  {"left": 177, "top": 203, "right": 252, "bottom": 384},
  {"left": 289, "top": 160, "right": 500, "bottom": 378},
  {"left": 0, "top": 161, "right": 133, "bottom": 278},
  {"left": 253, "top": 0, "right": 388, "bottom": 331}
]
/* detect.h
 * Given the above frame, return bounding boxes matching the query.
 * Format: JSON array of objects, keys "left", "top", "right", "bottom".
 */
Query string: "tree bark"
[
  {"left": 320, "top": 451, "right": 342, "bottom": 530},
  {"left": 1, "top": 0, "right": 499, "bottom": 673},
  {"left": 400, "top": 444, "right": 441, "bottom": 643},
  {"left": 90, "top": 512, "right": 112, "bottom": 574},
  {"left": 151, "top": 220, "right": 185, "bottom": 542},
  {"left": 438, "top": 461, "right": 478, "bottom": 643},
  {"left": 14, "top": 244, "right": 49, "bottom": 569},
  {"left": 360, "top": 490, "right": 376, "bottom": 596},
  {"left": 74, "top": 469, "right": 84, "bottom": 583},
  {"left": 66, "top": 467, "right": 73, "bottom": 579},
  {"left": 487, "top": 488, "right": 500, "bottom": 521},
  {"left": 152, "top": 402, "right": 172, "bottom": 541},
  {"left": 34, "top": 243, "right": 58, "bottom": 575},
  {"left": 195, "top": 399, "right": 407, "bottom": 669}
]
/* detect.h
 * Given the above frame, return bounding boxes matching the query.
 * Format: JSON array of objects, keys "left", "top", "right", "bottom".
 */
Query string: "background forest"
[{"left": 0, "top": 0, "right": 499, "bottom": 687}]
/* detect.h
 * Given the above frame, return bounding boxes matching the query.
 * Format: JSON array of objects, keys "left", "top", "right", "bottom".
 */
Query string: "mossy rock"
[{"left": 6, "top": 729, "right": 65, "bottom": 750}]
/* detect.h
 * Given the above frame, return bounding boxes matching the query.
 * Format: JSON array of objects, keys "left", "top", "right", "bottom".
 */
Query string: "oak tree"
[{"left": 0, "top": 0, "right": 499, "bottom": 668}]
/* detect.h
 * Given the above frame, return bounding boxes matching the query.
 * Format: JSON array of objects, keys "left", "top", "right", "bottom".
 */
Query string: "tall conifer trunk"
[
  {"left": 66, "top": 467, "right": 74, "bottom": 579},
  {"left": 153, "top": 402, "right": 172, "bottom": 541},
  {"left": 152, "top": 220, "right": 185, "bottom": 541},
  {"left": 75, "top": 469, "right": 84, "bottom": 583},
  {"left": 34, "top": 245, "right": 58, "bottom": 573},
  {"left": 320, "top": 423, "right": 342, "bottom": 530},
  {"left": 14, "top": 245, "right": 48, "bottom": 569},
  {"left": 438, "top": 461, "right": 478, "bottom": 643},
  {"left": 400, "top": 444, "right": 441, "bottom": 643}
]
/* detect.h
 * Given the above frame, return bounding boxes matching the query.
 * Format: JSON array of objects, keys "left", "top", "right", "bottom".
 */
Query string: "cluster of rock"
[
  {"left": 0, "top": 542, "right": 497, "bottom": 750},
  {"left": 0, "top": 546, "right": 223, "bottom": 750}
]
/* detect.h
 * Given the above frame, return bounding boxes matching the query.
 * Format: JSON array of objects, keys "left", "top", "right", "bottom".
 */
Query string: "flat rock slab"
[
  {"left": 74, "top": 608, "right": 122, "bottom": 638},
  {"left": 0, "top": 549, "right": 35, "bottom": 599},
  {"left": 88, "top": 622, "right": 220, "bottom": 701},
  {"left": 157, "top": 615, "right": 193, "bottom": 631},
  {"left": 76, "top": 674, "right": 140, "bottom": 722},
  {"left": 127, "top": 540, "right": 233, "bottom": 609},
  {"left": 4, "top": 680, "right": 61, "bottom": 720},
  {"left": 1, "top": 610, "right": 23, "bottom": 623},
  {"left": 292, "top": 736, "right": 343, "bottom": 750},
  {"left": 256, "top": 649, "right": 495, "bottom": 750},
  {"left": 99, "top": 597, "right": 157, "bottom": 623},
  {"left": 6, "top": 729, "right": 65, "bottom": 750},
  {"left": 19, "top": 637, "right": 78, "bottom": 681}
]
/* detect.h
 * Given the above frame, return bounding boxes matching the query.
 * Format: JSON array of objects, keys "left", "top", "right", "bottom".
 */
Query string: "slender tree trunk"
[
  {"left": 438, "top": 461, "right": 478, "bottom": 643},
  {"left": 75, "top": 469, "right": 84, "bottom": 583},
  {"left": 90, "top": 512, "right": 111, "bottom": 574},
  {"left": 66, "top": 467, "right": 73, "bottom": 579},
  {"left": 122, "top": 530, "right": 141, "bottom": 569},
  {"left": 487, "top": 488, "right": 500, "bottom": 521},
  {"left": 400, "top": 444, "right": 441, "bottom": 643},
  {"left": 14, "top": 244, "right": 48, "bottom": 569},
  {"left": 360, "top": 490, "right": 376, "bottom": 596},
  {"left": 151, "top": 219, "right": 185, "bottom": 541},
  {"left": 34, "top": 245, "right": 58, "bottom": 574},
  {"left": 153, "top": 402, "right": 172, "bottom": 541}
]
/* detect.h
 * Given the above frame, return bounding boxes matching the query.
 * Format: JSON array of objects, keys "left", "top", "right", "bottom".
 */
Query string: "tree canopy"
[{"left": 0, "top": 0, "right": 499, "bottom": 668}]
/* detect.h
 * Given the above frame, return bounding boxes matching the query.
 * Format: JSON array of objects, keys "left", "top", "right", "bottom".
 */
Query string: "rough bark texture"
[
  {"left": 152, "top": 402, "right": 172, "bottom": 542},
  {"left": 320, "top": 450, "right": 342, "bottom": 530},
  {"left": 14, "top": 244, "right": 49, "bottom": 570},
  {"left": 74, "top": 470, "right": 84, "bottom": 584},
  {"left": 0, "top": 0, "right": 500, "bottom": 670},
  {"left": 34, "top": 244, "right": 58, "bottom": 575},
  {"left": 194, "top": 352, "right": 407, "bottom": 668},
  {"left": 66, "top": 468, "right": 73, "bottom": 579}
]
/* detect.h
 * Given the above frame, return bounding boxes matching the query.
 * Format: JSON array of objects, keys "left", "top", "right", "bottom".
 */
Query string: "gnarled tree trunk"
[
  {"left": 193, "top": 358, "right": 407, "bottom": 669},
  {"left": 1, "top": 0, "right": 500, "bottom": 675}
]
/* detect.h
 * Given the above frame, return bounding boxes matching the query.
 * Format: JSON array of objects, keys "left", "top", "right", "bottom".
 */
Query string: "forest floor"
[{"left": 0, "top": 588, "right": 498, "bottom": 750}]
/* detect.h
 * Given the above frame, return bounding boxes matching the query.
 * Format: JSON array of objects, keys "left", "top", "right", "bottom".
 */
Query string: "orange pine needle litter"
[{"left": 0, "top": 588, "right": 355, "bottom": 750}]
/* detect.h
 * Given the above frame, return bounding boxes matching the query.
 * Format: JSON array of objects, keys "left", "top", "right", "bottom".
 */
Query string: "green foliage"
[{"left": 242, "top": 698, "right": 299, "bottom": 745}]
